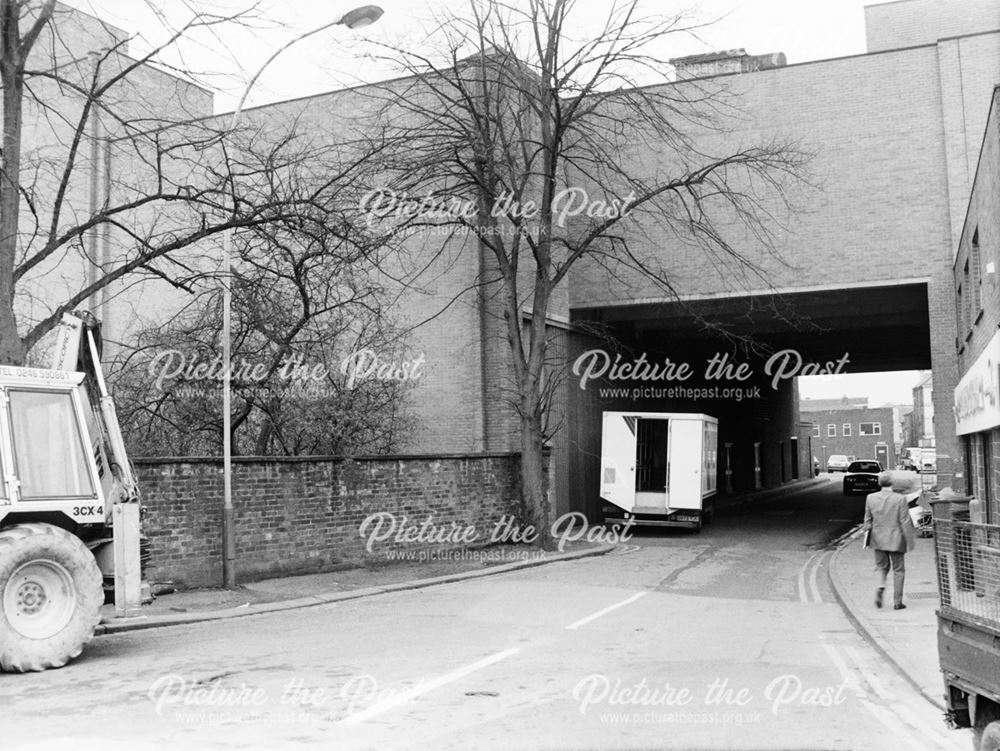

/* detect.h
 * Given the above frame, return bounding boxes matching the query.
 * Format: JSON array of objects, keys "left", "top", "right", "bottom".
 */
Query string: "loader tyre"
[
  {"left": 0, "top": 523, "right": 103, "bottom": 672},
  {"left": 980, "top": 721, "right": 1000, "bottom": 751}
]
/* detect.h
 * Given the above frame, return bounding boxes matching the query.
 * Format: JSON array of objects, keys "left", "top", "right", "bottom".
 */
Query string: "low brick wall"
[{"left": 135, "top": 453, "right": 523, "bottom": 588}]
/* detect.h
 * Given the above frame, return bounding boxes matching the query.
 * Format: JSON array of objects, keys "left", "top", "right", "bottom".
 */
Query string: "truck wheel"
[
  {"left": 0, "top": 523, "right": 103, "bottom": 672},
  {"left": 980, "top": 721, "right": 1000, "bottom": 751}
]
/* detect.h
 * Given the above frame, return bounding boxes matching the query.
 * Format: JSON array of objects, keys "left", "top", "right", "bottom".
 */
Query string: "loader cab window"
[{"left": 7, "top": 389, "right": 96, "bottom": 499}]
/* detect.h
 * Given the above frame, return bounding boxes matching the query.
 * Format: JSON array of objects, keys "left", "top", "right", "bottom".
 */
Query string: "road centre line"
[
  {"left": 338, "top": 647, "right": 521, "bottom": 725},
  {"left": 565, "top": 592, "right": 648, "bottom": 630}
]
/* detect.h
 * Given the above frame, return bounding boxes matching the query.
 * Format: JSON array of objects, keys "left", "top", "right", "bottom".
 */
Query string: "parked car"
[
  {"left": 827, "top": 454, "right": 850, "bottom": 472},
  {"left": 843, "top": 460, "right": 882, "bottom": 495},
  {"left": 919, "top": 449, "right": 937, "bottom": 473},
  {"left": 900, "top": 447, "right": 921, "bottom": 471}
]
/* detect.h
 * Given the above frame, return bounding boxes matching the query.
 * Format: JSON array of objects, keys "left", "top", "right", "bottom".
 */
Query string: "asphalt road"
[{"left": 3, "top": 476, "right": 967, "bottom": 750}]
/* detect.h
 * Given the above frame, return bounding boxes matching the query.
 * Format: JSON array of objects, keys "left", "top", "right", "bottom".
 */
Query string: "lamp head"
[{"left": 340, "top": 5, "right": 384, "bottom": 29}]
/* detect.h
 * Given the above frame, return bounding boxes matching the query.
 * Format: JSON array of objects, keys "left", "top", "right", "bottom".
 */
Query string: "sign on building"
[{"left": 954, "top": 330, "right": 1000, "bottom": 435}]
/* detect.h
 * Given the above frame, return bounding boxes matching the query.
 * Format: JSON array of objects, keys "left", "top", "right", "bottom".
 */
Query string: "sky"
[
  {"left": 62, "top": 0, "right": 876, "bottom": 111},
  {"left": 60, "top": 0, "right": 919, "bottom": 405},
  {"left": 800, "top": 372, "right": 921, "bottom": 408}
]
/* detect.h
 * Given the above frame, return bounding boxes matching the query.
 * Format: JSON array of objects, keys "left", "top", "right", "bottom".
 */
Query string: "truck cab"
[
  {"left": 0, "top": 367, "right": 108, "bottom": 528},
  {"left": 0, "top": 313, "right": 142, "bottom": 672}
]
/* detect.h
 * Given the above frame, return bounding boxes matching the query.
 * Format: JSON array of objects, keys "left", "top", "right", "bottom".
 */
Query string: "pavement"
[
  {"left": 97, "top": 541, "right": 616, "bottom": 634},
  {"left": 828, "top": 526, "right": 946, "bottom": 710}
]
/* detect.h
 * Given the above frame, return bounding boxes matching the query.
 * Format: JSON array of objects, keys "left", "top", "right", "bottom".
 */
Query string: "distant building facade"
[
  {"left": 801, "top": 399, "right": 896, "bottom": 469},
  {"left": 912, "top": 372, "right": 935, "bottom": 447}
]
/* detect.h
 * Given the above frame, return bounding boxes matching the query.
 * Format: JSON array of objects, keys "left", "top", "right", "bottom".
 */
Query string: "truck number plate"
[{"left": 72, "top": 504, "right": 104, "bottom": 518}]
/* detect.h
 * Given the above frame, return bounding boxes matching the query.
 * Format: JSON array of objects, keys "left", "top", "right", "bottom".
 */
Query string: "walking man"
[{"left": 863, "top": 471, "right": 916, "bottom": 610}]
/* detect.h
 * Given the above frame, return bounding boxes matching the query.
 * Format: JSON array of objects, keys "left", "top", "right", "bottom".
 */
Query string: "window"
[
  {"left": 973, "top": 229, "right": 982, "bottom": 317},
  {"left": 964, "top": 260, "right": 971, "bottom": 334},
  {"left": 810, "top": 424, "right": 820, "bottom": 437},
  {"left": 859, "top": 422, "right": 882, "bottom": 436},
  {"left": 956, "top": 280, "right": 965, "bottom": 346},
  {"left": 8, "top": 390, "right": 96, "bottom": 499},
  {"left": 702, "top": 421, "right": 717, "bottom": 495},
  {"left": 842, "top": 424, "right": 852, "bottom": 437},
  {"left": 827, "top": 424, "right": 836, "bottom": 437}
]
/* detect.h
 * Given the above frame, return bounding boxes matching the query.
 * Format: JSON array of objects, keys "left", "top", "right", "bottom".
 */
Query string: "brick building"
[
  {"left": 566, "top": 0, "right": 1000, "bottom": 509},
  {"left": 17, "top": 1, "right": 1000, "bottom": 519},
  {"left": 800, "top": 399, "right": 896, "bottom": 470},
  {"left": 911, "top": 373, "right": 936, "bottom": 447},
  {"left": 954, "top": 85, "right": 1000, "bottom": 522}
]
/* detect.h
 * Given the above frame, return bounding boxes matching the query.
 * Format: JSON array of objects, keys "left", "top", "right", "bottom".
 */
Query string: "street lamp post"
[{"left": 221, "top": 4, "right": 384, "bottom": 589}]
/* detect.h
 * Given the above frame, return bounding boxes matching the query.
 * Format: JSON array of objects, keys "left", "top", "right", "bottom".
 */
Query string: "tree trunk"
[
  {"left": 0, "top": 61, "right": 26, "bottom": 364},
  {"left": 0, "top": 1, "right": 31, "bottom": 365},
  {"left": 519, "top": 406, "right": 552, "bottom": 549}
]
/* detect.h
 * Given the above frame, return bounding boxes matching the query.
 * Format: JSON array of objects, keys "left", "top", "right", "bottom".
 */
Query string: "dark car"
[{"left": 843, "top": 460, "right": 882, "bottom": 495}]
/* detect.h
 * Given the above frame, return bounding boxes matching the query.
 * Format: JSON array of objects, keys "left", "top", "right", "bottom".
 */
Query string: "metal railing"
[{"left": 934, "top": 518, "right": 1000, "bottom": 626}]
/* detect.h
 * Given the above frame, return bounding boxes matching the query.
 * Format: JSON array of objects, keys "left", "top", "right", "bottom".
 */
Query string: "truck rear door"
[{"left": 601, "top": 412, "right": 638, "bottom": 513}]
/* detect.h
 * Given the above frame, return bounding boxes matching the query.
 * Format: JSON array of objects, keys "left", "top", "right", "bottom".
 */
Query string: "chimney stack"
[{"left": 669, "top": 49, "right": 787, "bottom": 80}]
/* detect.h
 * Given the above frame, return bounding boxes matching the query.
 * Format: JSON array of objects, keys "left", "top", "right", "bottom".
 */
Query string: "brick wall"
[
  {"left": 955, "top": 89, "right": 1000, "bottom": 380},
  {"left": 569, "top": 41, "right": 988, "bottom": 305},
  {"left": 865, "top": 0, "right": 1000, "bottom": 53},
  {"left": 136, "top": 453, "right": 523, "bottom": 588}
]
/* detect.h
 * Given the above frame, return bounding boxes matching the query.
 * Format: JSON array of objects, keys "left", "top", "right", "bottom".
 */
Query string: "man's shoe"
[
  {"left": 893, "top": 603, "right": 906, "bottom": 610},
  {"left": 875, "top": 588, "right": 884, "bottom": 608}
]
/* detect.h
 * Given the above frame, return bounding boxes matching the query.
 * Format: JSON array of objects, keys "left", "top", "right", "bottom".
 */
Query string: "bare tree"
[
  {"left": 0, "top": 0, "right": 393, "bottom": 366},
  {"left": 111, "top": 281, "right": 416, "bottom": 458},
  {"left": 367, "top": 0, "right": 809, "bottom": 538},
  {"left": 106, "top": 116, "right": 417, "bottom": 457}
]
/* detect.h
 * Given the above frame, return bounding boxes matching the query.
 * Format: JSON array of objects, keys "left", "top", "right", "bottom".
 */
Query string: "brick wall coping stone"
[{"left": 134, "top": 452, "right": 523, "bottom": 465}]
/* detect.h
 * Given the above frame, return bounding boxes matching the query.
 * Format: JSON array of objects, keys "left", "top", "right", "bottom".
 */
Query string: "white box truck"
[{"left": 600, "top": 411, "right": 718, "bottom": 531}]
